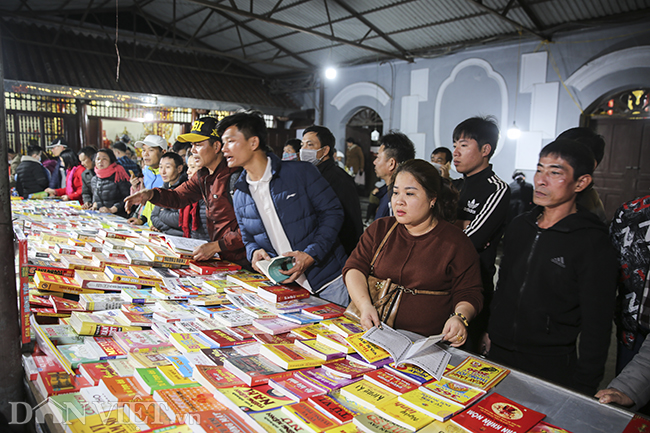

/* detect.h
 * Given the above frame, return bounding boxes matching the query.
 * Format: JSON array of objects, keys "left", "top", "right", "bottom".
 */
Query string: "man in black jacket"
[
  {"left": 487, "top": 139, "right": 617, "bottom": 395},
  {"left": 15, "top": 144, "right": 50, "bottom": 198},
  {"left": 452, "top": 117, "right": 510, "bottom": 352},
  {"left": 301, "top": 125, "right": 364, "bottom": 256}
]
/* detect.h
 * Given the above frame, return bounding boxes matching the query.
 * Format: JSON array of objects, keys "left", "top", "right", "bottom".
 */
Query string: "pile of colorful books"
[{"left": 15, "top": 201, "right": 577, "bottom": 433}]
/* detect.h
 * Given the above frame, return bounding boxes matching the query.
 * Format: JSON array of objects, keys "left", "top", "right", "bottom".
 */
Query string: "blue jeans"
[{"left": 317, "top": 276, "right": 350, "bottom": 307}]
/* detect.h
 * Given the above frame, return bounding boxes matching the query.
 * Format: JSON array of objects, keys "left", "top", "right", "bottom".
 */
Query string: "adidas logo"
[
  {"left": 464, "top": 199, "right": 480, "bottom": 215},
  {"left": 550, "top": 257, "right": 565, "bottom": 268}
]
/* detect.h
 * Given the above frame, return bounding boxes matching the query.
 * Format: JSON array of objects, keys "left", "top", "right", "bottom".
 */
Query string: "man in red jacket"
[{"left": 125, "top": 117, "right": 247, "bottom": 265}]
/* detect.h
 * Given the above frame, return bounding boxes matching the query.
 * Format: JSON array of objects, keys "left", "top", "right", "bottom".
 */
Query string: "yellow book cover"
[
  {"left": 64, "top": 408, "right": 140, "bottom": 433},
  {"left": 291, "top": 324, "right": 336, "bottom": 340},
  {"left": 281, "top": 401, "right": 339, "bottom": 433},
  {"left": 157, "top": 365, "right": 200, "bottom": 388},
  {"left": 259, "top": 344, "right": 325, "bottom": 370},
  {"left": 216, "top": 385, "right": 293, "bottom": 412},
  {"left": 168, "top": 333, "right": 211, "bottom": 353},
  {"left": 324, "top": 422, "right": 363, "bottom": 433},
  {"left": 421, "top": 377, "right": 485, "bottom": 407},
  {"left": 375, "top": 400, "right": 435, "bottom": 431},
  {"left": 128, "top": 351, "right": 176, "bottom": 368},
  {"left": 417, "top": 419, "right": 467, "bottom": 433},
  {"left": 144, "top": 245, "right": 189, "bottom": 266},
  {"left": 444, "top": 357, "right": 510, "bottom": 390},
  {"left": 340, "top": 380, "right": 397, "bottom": 410},
  {"left": 345, "top": 334, "right": 391, "bottom": 364},
  {"left": 397, "top": 389, "right": 463, "bottom": 422},
  {"left": 34, "top": 271, "right": 102, "bottom": 295}
]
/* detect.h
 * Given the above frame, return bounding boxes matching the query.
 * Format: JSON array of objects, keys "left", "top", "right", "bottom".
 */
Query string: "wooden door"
[{"left": 591, "top": 118, "right": 650, "bottom": 220}]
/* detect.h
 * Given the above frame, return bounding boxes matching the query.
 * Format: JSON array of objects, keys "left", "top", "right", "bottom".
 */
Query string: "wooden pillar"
[{"left": 0, "top": 27, "right": 27, "bottom": 430}]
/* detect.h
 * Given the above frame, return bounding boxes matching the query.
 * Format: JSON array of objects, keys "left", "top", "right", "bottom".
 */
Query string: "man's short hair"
[
  {"left": 161, "top": 152, "right": 184, "bottom": 169},
  {"left": 79, "top": 146, "right": 97, "bottom": 161},
  {"left": 379, "top": 131, "right": 416, "bottom": 164},
  {"left": 453, "top": 116, "right": 499, "bottom": 159},
  {"left": 556, "top": 127, "right": 605, "bottom": 166},
  {"left": 346, "top": 137, "right": 358, "bottom": 145},
  {"left": 303, "top": 125, "right": 335, "bottom": 157},
  {"left": 27, "top": 144, "right": 42, "bottom": 157},
  {"left": 172, "top": 141, "right": 192, "bottom": 153},
  {"left": 111, "top": 141, "right": 127, "bottom": 153},
  {"left": 540, "top": 139, "right": 595, "bottom": 180},
  {"left": 431, "top": 147, "right": 452, "bottom": 164},
  {"left": 284, "top": 138, "right": 301, "bottom": 153},
  {"left": 217, "top": 110, "right": 270, "bottom": 152}
]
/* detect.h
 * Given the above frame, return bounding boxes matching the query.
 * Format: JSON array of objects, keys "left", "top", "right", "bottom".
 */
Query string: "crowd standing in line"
[{"left": 11, "top": 112, "right": 650, "bottom": 408}]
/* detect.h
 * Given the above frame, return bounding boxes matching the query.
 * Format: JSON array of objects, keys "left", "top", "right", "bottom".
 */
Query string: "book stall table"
[{"left": 12, "top": 201, "right": 640, "bottom": 433}]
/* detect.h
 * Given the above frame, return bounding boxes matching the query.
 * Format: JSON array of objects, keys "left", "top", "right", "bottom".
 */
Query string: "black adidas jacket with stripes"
[
  {"left": 488, "top": 205, "right": 617, "bottom": 395},
  {"left": 453, "top": 164, "right": 510, "bottom": 295}
]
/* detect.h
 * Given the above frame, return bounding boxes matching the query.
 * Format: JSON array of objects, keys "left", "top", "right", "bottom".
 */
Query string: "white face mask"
[{"left": 300, "top": 148, "right": 324, "bottom": 165}]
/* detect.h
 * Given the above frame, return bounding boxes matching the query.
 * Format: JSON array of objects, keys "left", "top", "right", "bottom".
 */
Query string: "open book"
[
  {"left": 163, "top": 235, "right": 210, "bottom": 256},
  {"left": 256, "top": 256, "right": 295, "bottom": 284},
  {"left": 362, "top": 324, "right": 450, "bottom": 380}
]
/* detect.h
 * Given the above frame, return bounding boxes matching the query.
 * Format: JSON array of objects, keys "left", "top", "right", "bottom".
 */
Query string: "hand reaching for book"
[
  {"left": 279, "top": 251, "right": 314, "bottom": 283},
  {"left": 442, "top": 315, "right": 468, "bottom": 347}
]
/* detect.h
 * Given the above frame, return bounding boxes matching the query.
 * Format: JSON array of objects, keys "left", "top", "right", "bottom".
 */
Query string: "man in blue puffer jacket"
[{"left": 218, "top": 111, "right": 350, "bottom": 307}]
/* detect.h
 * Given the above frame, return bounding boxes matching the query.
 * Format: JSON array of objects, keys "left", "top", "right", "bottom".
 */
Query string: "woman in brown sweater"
[{"left": 343, "top": 159, "right": 483, "bottom": 346}]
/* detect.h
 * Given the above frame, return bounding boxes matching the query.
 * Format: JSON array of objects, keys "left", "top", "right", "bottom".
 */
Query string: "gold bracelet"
[{"left": 450, "top": 312, "right": 469, "bottom": 327}]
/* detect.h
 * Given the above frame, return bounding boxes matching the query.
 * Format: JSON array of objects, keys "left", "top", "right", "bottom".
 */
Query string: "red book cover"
[
  {"left": 302, "top": 303, "right": 346, "bottom": 319},
  {"left": 257, "top": 284, "right": 311, "bottom": 303},
  {"left": 200, "top": 329, "right": 255, "bottom": 348},
  {"left": 185, "top": 410, "right": 257, "bottom": 433},
  {"left": 15, "top": 227, "right": 30, "bottom": 344},
  {"left": 322, "top": 359, "right": 375, "bottom": 379},
  {"left": 451, "top": 393, "right": 545, "bottom": 433},
  {"left": 622, "top": 415, "right": 650, "bottom": 433},
  {"left": 79, "top": 361, "right": 120, "bottom": 385},
  {"left": 189, "top": 260, "right": 242, "bottom": 275},
  {"left": 529, "top": 420, "right": 573, "bottom": 432},
  {"left": 363, "top": 368, "right": 419, "bottom": 394}
]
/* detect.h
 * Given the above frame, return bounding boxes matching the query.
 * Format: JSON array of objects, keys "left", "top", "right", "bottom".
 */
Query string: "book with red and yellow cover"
[
  {"left": 421, "top": 377, "right": 485, "bottom": 407},
  {"left": 282, "top": 401, "right": 340, "bottom": 433},
  {"left": 79, "top": 361, "right": 121, "bottom": 385},
  {"left": 189, "top": 259, "right": 242, "bottom": 275},
  {"left": 34, "top": 271, "right": 102, "bottom": 295},
  {"left": 154, "top": 385, "right": 228, "bottom": 422},
  {"left": 375, "top": 399, "right": 435, "bottom": 431},
  {"left": 302, "top": 303, "right": 346, "bottom": 320},
  {"left": 529, "top": 421, "right": 573, "bottom": 433},
  {"left": 269, "top": 376, "right": 328, "bottom": 402},
  {"left": 362, "top": 368, "right": 418, "bottom": 395},
  {"left": 345, "top": 334, "right": 391, "bottom": 365},
  {"left": 260, "top": 344, "right": 326, "bottom": 370},
  {"left": 223, "top": 354, "right": 286, "bottom": 386},
  {"left": 257, "top": 284, "right": 311, "bottom": 303},
  {"left": 185, "top": 410, "right": 257, "bottom": 433},
  {"left": 444, "top": 357, "right": 509, "bottom": 391},
  {"left": 451, "top": 393, "right": 545, "bottom": 433},
  {"left": 192, "top": 365, "right": 247, "bottom": 392}
]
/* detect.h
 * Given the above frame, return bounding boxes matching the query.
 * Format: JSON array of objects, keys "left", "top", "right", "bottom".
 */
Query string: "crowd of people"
[{"left": 8, "top": 111, "right": 649, "bottom": 412}]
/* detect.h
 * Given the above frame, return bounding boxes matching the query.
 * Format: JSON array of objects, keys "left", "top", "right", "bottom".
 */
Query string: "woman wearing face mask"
[{"left": 282, "top": 139, "right": 301, "bottom": 161}]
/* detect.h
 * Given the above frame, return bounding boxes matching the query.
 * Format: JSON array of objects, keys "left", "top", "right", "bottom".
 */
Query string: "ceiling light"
[
  {"left": 325, "top": 67, "right": 337, "bottom": 80},
  {"left": 507, "top": 122, "right": 521, "bottom": 140},
  {"left": 371, "top": 129, "right": 380, "bottom": 141}
]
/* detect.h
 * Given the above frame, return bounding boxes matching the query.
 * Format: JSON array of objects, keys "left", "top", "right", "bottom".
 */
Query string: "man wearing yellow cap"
[{"left": 125, "top": 117, "right": 247, "bottom": 265}]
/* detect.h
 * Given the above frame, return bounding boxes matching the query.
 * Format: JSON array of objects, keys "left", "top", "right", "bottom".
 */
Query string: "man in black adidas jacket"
[
  {"left": 452, "top": 117, "right": 510, "bottom": 351},
  {"left": 487, "top": 139, "right": 617, "bottom": 396}
]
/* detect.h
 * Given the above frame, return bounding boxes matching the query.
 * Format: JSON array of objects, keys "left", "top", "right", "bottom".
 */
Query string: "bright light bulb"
[
  {"left": 371, "top": 129, "right": 380, "bottom": 141},
  {"left": 507, "top": 123, "right": 521, "bottom": 140},
  {"left": 144, "top": 113, "right": 154, "bottom": 121},
  {"left": 325, "top": 67, "right": 337, "bottom": 80},
  {"left": 105, "top": 101, "right": 111, "bottom": 107}
]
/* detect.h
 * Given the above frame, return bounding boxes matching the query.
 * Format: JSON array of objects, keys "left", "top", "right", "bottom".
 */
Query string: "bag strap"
[{"left": 370, "top": 221, "right": 399, "bottom": 274}]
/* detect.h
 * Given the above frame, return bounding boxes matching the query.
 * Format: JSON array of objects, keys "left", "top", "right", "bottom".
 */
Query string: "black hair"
[
  {"left": 172, "top": 141, "right": 193, "bottom": 153},
  {"left": 8, "top": 148, "right": 16, "bottom": 154},
  {"left": 96, "top": 148, "right": 117, "bottom": 164},
  {"left": 79, "top": 146, "right": 97, "bottom": 161},
  {"left": 392, "top": 159, "right": 459, "bottom": 223},
  {"left": 346, "top": 137, "right": 358, "bottom": 145},
  {"left": 161, "top": 152, "right": 185, "bottom": 169},
  {"left": 59, "top": 148, "right": 80, "bottom": 169},
  {"left": 284, "top": 138, "right": 302, "bottom": 153},
  {"left": 431, "top": 147, "right": 452, "bottom": 164},
  {"left": 556, "top": 127, "right": 605, "bottom": 166},
  {"left": 539, "top": 139, "right": 595, "bottom": 180},
  {"left": 453, "top": 116, "right": 499, "bottom": 159},
  {"left": 379, "top": 131, "right": 416, "bottom": 164},
  {"left": 216, "top": 110, "right": 270, "bottom": 152},
  {"left": 303, "top": 125, "right": 335, "bottom": 157},
  {"left": 111, "top": 141, "right": 127, "bottom": 153},
  {"left": 26, "top": 144, "right": 42, "bottom": 157}
]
